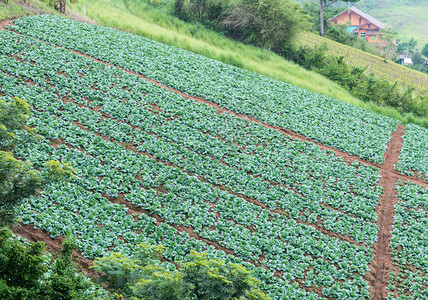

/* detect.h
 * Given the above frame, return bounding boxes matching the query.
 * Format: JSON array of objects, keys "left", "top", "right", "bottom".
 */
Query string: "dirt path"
[
  {"left": 368, "top": 124, "right": 405, "bottom": 299},
  {"left": 0, "top": 19, "right": 13, "bottom": 30},
  {"left": 14, "top": 29, "right": 425, "bottom": 185},
  {"left": 5, "top": 25, "right": 428, "bottom": 190}
]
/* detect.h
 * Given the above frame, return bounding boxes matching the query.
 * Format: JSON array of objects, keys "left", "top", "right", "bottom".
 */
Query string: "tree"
[
  {"left": 421, "top": 42, "right": 428, "bottom": 57},
  {"left": 93, "top": 243, "right": 270, "bottom": 300},
  {"left": 319, "top": 0, "right": 360, "bottom": 36},
  {"left": 181, "top": 251, "right": 265, "bottom": 299},
  {"left": 302, "top": 1, "right": 342, "bottom": 34},
  {"left": 222, "top": 0, "right": 309, "bottom": 55},
  {"left": 408, "top": 37, "right": 417, "bottom": 53},
  {"left": 0, "top": 236, "right": 99, "bottom": 299},
  {"left": 412, "top": 52, "right": 424, "bottom": 65}
]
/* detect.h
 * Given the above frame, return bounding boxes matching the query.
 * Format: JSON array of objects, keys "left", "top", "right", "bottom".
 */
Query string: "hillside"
[
  {"left": 1, "top": 14, "right": 427, "bottom": 299},
  {"left": 299, "top": 31, "right": 428, "bottom": 93}
]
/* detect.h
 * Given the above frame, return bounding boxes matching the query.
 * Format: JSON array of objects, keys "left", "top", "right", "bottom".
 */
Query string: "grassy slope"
[
  {"left": 0, "top": 0, "right": 59, "bottom": 19},
  {"left": 299, "top": 32, "right": 428, "bottom": 93},
  {"left": 0, "top": 1, "right": 29, "bottom": 19},
  {"left": 67, "top": 0, "right": 428, "bottom": 127}
]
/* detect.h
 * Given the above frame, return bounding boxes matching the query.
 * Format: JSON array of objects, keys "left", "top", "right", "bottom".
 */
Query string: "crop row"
[
  {"left": 0, "top": 31, "right": 382, "bottom": 223},
  {"left": 395, "top": 124, "right": 428, "bottom": 181},
  {"left": 387, "top": 182, "right": 427, "bottom": 300},
  {"left": 7, "top": 15, "right": 398, "bottom": 163},
  {"left": 18, "top": 105, "right": 371, "bottom": 299}
]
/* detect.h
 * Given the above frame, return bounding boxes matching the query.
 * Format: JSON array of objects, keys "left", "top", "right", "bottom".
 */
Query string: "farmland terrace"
[{"left": 0, "top": 15, "right": 427, "bottom": 299}]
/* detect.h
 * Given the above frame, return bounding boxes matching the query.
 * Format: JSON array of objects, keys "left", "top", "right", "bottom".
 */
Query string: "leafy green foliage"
[
  {"left": 0, "top": 235, "right": 104, "bottom": 299},
  {"left": 9, "top": 15, "right": 398, "bottom": 162},
  {"left": 396, "top": 124, "right": 428, "bottom": 179},
  {"left": 181, "top": 251, "right": 267, "bottom": 299},
  {"left": 0, "top": 239, "right": 47, "bottom": 291},
  {"left": 92, "top": 245, "right": 165, "bottom": 295},
  {"left": 299, "top": 31, "right": 428, "bottom": 94},
  {"left": 411, "top": 52, "right": 424, "bottom": 65},
  {"left": 46, "top": 237, "right": 95, "bottom": 300},
  {"left": 221, "top": 0, "right": 310, "bottom": 54},
  {"left": 291, "top": 44, "right": 428, "bottom": 119},
  {"left": 422, "top": 43, "right": 428, "bottom": 58},
  {"left": 93, "top": 244, "right": 269, "bottom": 299},
  {"left": 172, "top": 0, "right": 310, "bottom": 55},
  {"left": 0, "top": 18, "right": 393, "bottom": 297}
]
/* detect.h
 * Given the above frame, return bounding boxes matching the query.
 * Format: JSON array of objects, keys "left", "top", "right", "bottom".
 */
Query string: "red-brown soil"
[
  {"left": 0, "top": 19, "right": 13, "bottom": 30},
  {"left": 367, "top": 124, "right": 405, "bottom": 299}
]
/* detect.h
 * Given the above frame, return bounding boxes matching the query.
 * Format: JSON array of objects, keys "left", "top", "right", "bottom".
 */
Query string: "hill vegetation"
[
  {"left": 67, "top": 0, "right": 427, "bottom": 127},
  {"left": 1, "top": 14, "right": 427, "bottom": 299},
  {"left": 1, "top": 1, "right": 428, "bottom": 299},
  {"left": 299, "top": 32, "right": 428, "bottom": 93}
]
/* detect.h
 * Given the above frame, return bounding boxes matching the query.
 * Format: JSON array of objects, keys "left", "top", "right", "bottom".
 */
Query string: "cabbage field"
[
  {"left": 396, "top": 124, "right": 428, "bottom": 180},
  {"left": 1, "top": 15, "right": 426, "bottom": 299},
  {"left": 388, "top": 182, "right": 427, "bottom": 300},
  {"left": 8, "top": 15, "right": 399, "bottom": 164}
]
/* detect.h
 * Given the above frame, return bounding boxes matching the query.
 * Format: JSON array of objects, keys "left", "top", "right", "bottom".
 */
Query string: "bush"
[
  {"left": 0, "top": 234, "right": 101, "bottom": 299},
  {"left": 221, "top": 0, "right": 309, "bottom": 55}
]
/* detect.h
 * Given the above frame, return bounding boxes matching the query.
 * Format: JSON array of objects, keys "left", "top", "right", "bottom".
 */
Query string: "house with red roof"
[{"left": 329, "top": 6, "right": 385, "bottom": 44}]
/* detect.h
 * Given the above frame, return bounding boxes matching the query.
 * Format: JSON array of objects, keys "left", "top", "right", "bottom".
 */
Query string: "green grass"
[
  {"left": 0, "top": 1, "right": 30, "bottom": 19},
  {"left": 66, "top": 0, "right": 428, "bottom": 128},
  {"left": 0, "top": 0, "right": 89, "bottom": 22}
]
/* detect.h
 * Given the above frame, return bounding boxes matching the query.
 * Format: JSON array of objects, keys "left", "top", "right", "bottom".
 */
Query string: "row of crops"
[
  {"left": 7, "top": 15, "right": 399, "bottom": 164},
  {"left": 396, "top": 124, "right": 428, "bottom": 180},
  {"left": 0, "top": 27, "right": 386, "bottom": 298},
  {"left": 387, "top": 182, "right": 427, "bottom": 299},
  {"left": 299, "top": 32, "right": 428, "bottom": 93}
]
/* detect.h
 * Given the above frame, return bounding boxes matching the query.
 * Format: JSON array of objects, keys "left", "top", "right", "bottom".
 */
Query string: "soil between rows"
[
  {"left": 1, "top": 20, "right": 424, "bottom": 299},
  {"left": 372, "top": 124, "right": 405, "bottom": 299}
]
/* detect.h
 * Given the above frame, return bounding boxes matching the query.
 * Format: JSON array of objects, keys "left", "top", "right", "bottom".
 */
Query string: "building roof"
[{"left": 330, "top": 6, "right": 385, "bottom": 29}]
